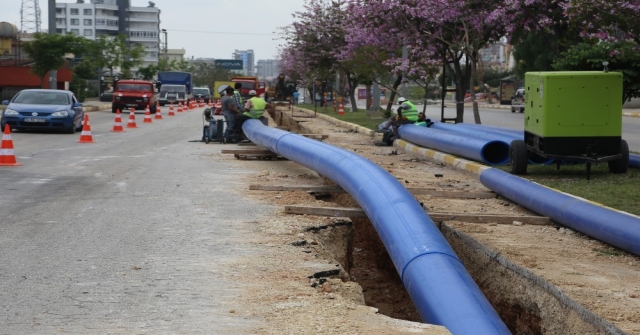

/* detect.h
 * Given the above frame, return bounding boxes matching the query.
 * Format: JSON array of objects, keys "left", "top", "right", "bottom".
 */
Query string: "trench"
[{"left": 269, "top": 108, "right": 625, "bottom": 335}]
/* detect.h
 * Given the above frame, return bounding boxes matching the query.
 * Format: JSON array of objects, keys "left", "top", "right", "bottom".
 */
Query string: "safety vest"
[
  {"left": 402, "top": 101, "right": 419, "bottom": 122},
  {"left": 414, "top": 121, "right": 427, "bottom": 127},
  {"left": 244, "top": 97, "right": 267, "bottom": 119}
]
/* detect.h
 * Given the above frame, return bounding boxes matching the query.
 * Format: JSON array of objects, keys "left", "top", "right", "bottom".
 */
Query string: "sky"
[{"left": 2, "top": 0, "right": 307, "bottom": 61}]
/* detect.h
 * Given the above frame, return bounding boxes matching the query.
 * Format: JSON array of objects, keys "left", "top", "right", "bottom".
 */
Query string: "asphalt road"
[
  {"left": 0, "top": 109, "right": 271, "bottom": 333},
  {"left": 421, "top": 105, "right": 640, "bottom": 151}
]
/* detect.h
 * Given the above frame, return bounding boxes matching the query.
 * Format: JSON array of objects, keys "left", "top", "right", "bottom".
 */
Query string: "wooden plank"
[
  {"left": 284, "top": 205, "right": 551, "bottom": 225},
  {"left": 298, "top": 134, "right": 329, "bottom": 140},
  {"left": 249, "top": 184, "right": 494, "bottom": 199}
]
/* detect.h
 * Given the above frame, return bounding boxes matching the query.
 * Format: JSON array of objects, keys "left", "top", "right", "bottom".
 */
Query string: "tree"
[
  {"left": 22, "top": 32, "right": 87, "bottom": 88},
  {"left": 83, "top": 34, "right": 145, "bottom": 79},
  {"left": 553, "top": 40, "right": 640, "bottom": 103},
  {"left": 345, "top": 0, "right": 509, "bottom": 123}
]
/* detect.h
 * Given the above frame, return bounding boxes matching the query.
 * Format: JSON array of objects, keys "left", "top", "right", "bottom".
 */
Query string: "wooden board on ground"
[
  {"left": 298, "top": 134, "right": 329, "bottom": 141},
  {"left": 250, "top": 184, "right": 495, "bottom": 199},
  {"left": 222, "top": 149, "right": 273, "bottom": 155},
  {"left": 284, "top": 205, "right": 551, "bottom": 225}
]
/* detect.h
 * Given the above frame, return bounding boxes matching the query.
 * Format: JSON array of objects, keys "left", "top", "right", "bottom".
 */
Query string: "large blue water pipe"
[
  {"left": 429, "top": 122, "right": 553, "bottom": 165},
  {"left": 398, "top": 124, "right": 510, "bottom": 165},
  {"left": 630, "top": 154, "right": 640, "bottom": 168},
  {"left": 480, "top": 168, "right": 640, "bottom": 256},
  {"left": 243, "top": 120, "right": 511, "bottom": 334}
]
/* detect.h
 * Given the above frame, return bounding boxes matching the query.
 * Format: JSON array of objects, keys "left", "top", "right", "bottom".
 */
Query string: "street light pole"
[{"left": 161, "top": 29, "right": 168, "bottom": 60}]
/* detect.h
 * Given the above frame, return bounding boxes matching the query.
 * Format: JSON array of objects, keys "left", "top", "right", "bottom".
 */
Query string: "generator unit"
[{"left": 510, "top": 71, "right": 629, "bottom": 178}]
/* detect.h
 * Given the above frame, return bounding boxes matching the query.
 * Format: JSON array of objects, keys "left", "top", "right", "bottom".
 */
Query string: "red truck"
[
  {"left": 111, "top": 79, "right": 157, "bottom": 113},
  {"left": 231, "top": 76, "right": 266, "bottom": 99}
]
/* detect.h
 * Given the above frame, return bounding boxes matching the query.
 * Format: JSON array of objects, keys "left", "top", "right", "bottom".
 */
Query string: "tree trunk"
[
  {"left": 385, "top": 75, "right": 403, "bottom": 117},
  {"left": 365, "top": 84, "right": 372, "bottom": 110},
  {"left": 469, "top": 53, "right": 482, "bottom": 124},
  {"left": 451, "top": 62, "right": 465, "bottom": 123},
  {"left": 347, "top": 73, "right": 358, "bottom": 112}
]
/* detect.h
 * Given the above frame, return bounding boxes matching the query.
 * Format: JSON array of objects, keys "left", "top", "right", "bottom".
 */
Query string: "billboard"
[{"left": 215, "top": 59, "right": 243, "bottom": 70}]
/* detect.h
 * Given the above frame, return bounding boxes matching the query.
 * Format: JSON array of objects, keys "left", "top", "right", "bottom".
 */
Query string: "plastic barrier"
[
  {"left": 242, "top": 120, "right": 511, "bottom": 334},
  {"left": 398, "top": 124, "right": 510, "bottom": 166},
  {"left": 480, "top": 168, "right": 640, "bottom": 256}
]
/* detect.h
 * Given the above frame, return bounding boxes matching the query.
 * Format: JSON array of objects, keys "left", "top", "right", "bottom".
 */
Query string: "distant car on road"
[
  {"left": 511, "top": 88, "right": 525, "bottom": 113},
  {"left": 192, "top": 87, "right": 211, "bottom": 104},
  {"left": 1, "top": 89, "right": 84, "bottom": 134}
]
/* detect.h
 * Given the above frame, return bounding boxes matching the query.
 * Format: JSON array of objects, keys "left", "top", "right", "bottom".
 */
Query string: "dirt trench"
[{"left": 265, "top": 108, "right": 630, "bottom": 335}]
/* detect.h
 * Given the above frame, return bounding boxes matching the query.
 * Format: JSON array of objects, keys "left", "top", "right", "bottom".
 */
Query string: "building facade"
[
  {"left": 50, "top": 0, "right": 160, "bottom": 71},
  {"left": 256, "top": 59, "right": 279, "bottom": 79},
  {"left": 232, "top": 49, "right": 254, "bottom": 76}
]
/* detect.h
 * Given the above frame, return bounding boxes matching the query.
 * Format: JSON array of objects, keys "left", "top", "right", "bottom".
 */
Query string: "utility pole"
[{"left": 21, "top": 0, "right": 41, "bottom": 33}]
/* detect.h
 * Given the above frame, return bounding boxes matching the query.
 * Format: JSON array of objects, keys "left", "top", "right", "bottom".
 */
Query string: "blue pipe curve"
[
  {"left": 243, "top": 120, "right": 511, "bottom": 334},
  {"left": 480, "top": 168, "right": 640, "bottom": 256},
  {"left": 399, "top": 124, "right": 510, "bottom": 165},
  {"left": 630, "top": 154, "right": 640, "bottom": 168}
]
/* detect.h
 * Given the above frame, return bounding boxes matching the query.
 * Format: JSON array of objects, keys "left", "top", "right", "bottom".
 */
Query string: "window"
[
  {"left": 69, "top": 29, "right": 79, "bottom": 35},
  {"left": 56, "top": 8, "right": 63, "bottom": 14},
  {"left": 106, "top": 19, "right": 118, "bottom": 27},
  {"left": 95, "top": 19, "right": 105, "bottom": 26},
  {"left": 70, "top": 8, "right": 79, "bottom": 15},
  {"left": 84, "top": 19, "right": 92, "bottom": 25},
  {"left": 84, "top": 9, "right": 92, "bottom": 15},
  {"left": 56, "top": 18, "right": 65, "bottom": 25},
  {"left": 84, "top": 29, "right": 93, "bottom": 36},
  {"left": 70, "top": 19, "right": 79, "bottom": 25}
]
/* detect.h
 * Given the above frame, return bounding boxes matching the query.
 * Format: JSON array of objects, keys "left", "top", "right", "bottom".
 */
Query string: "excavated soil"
[{"left": 208, "top": 106, "right": 639, "bottom": 334}]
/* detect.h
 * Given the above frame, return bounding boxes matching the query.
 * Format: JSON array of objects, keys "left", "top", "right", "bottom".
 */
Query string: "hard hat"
[
  {"left": 249, "top": 90, "right": 257, "bottom": 96},
  {"left": 397, "top": 97, "right": 407, "bottom": 103}
]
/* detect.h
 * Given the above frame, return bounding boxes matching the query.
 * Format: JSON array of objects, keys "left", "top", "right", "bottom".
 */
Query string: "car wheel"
[
  {"left": 67, "top": 123, "right": 76, "bottom": 134},
  {"left": 511, "top": 108, "right": 515, "bottom": 113},
  {"left": 520, "top": 108, "right": 524, "bottom": 113},
  {"left": 112, "top": 106, "right": 118, "bottom": 113}
]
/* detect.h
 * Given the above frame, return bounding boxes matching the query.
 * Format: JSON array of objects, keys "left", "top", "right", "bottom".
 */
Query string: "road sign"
[{"left": 215, "top": 59, "right": 243, "bottom": 70}]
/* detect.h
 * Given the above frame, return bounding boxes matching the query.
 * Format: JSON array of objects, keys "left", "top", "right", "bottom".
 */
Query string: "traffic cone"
[
  {"left": 208, "top": 100, "right": 213, "bottom": 107},
  {"left": 216, "top": 99, "right": 221, "bottom": 108},
  {"left": 338, "top": 102, "right": 345, "bottom": 115},
  {"left": 200, "top": 99, "right": 204, "bottom": 107},
  {"left": 168, "top": 103, "right": 175, "bottom": 116},
  {"left": 155, "top": 104, "right": 163, "bottom": 119},
  {"left": 77, "top": 114, "right": 94, "bottom": 143},
  {"left": 178, "top": 102, "right": 183, "bottom": 113},
  {"left": 0, "top": 124, "right": 22, "bottom": 166},
  {"left": 143, "top": 105, "right": 153, "bottom": 123},
  {"left": 127, "top": 108, "right": 138, "bottom": 128},
  {"left": 111, "top": 109, "right": 125, "bottom": 132}
]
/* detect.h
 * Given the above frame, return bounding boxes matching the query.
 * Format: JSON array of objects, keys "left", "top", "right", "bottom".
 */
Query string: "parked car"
[
  {"left": 192, "top": 87, "right": 211, "bottom": 104},
  {"left": 1, "top": 89, "right": 84, "bottom": 134},
  {"left": 511, "top": 88, "right": 525, "bottom": 113}
]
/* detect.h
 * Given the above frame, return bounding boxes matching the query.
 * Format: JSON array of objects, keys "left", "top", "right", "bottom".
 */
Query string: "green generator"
[{"left": 509, "top": 71, "right": 629, "bottom": 178}]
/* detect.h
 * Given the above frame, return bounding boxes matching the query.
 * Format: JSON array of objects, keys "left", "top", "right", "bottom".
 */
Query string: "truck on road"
[
  {"left": 111, "top": 79, "right": 157, "bottom": 113},
  {"left": 231, "top": 76, "right": 266, "bottom": 99},
  {"left": 157, "top": 71, "right": 193, "bottom": 106}
]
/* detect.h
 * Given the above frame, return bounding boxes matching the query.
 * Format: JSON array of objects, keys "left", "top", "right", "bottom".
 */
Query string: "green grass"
[
  {"left": 293, "top": 104, "right": 640, "bottom": 216},
  {"left": 497, "top": 163, "right": 640, "bottom": 215},
  {"left": 297, "top": 103, "right": 383, "bottom": 130},
  {"left": 593, "top": 248, "right": 626, "bottom": 257}
]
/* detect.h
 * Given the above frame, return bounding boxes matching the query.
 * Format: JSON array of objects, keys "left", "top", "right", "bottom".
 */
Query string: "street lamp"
[{"left": 161, "top": 29, "right": 168, "bottom": 60}]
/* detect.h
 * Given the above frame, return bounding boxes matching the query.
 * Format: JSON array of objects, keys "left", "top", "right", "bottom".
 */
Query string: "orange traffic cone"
[
  {"left": 168, "top": 103, "right": 175, "bottom": 116},
  {"left": 111, "top": 109, "right": 125, "bottom": 132},
  {"left": 178, "top": 102, "right": 184, "bottom": 113},
  {"left": 0, "top": 124, "right": 22, "bottom": 166},
  {"left": 200, "top": 99, "right": 204, "bottom": 107},
  {"left": 216, "top": 99, "right": 221, "bottom": 108},
  {"left": 208, "top": 100, "right": 213, "bottom": 107},
  {"left": 127, "top": 108, "right": 138, "bottom": 128},
  {"left": 338, "top": 103, "right": 345, "bottom": 115},
  {"left": 155, "top": 104, "right": 163, "bottom": 119},
  {"left": 77, "top": 114, "right": 94, "bottom": 143},
  {"left": 143, "top": 105, "right": 153, "bottom": 123}
]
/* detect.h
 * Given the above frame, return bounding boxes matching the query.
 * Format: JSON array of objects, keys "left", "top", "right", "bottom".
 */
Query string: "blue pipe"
[
  {"left": 630, "top": 154, "right": 640, "bottom": 168},
  {"left": 243, "top": 120, "right": 511, "bottom": 334},
  {"left": 429, "top": 122, "right": 553, "bottom": 165},
  {"left": 480, "top": 168, "right": 640, "bottom": 256},
  {"left": 399, "top": 124, "right": 510, "bottom": 165}
]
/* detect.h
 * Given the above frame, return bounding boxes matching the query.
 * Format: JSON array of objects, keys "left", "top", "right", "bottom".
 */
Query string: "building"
[
  {"left": 232, "top": 49, "right": 254, "bottom": 76},
  {"left": 256, "top": 59, "right": 279, "bottom": 79},
  {"left": 50, "top": 0, "right": 161, "bottom": 71}
]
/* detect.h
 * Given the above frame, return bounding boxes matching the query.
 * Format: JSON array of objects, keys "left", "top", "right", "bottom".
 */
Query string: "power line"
[{"left": 164, "top": 28, "right": 276, "bottom": 36}]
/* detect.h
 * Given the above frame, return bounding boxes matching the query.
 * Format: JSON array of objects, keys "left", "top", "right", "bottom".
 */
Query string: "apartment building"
[
  {"left": 256, "top": 59, "right": 279, "bottom": 79},
  {"left": 50, "top": 0, "right": 161, "bottom": 70},
  {"left": 232, "top": 49, "right": 254, "bottom": 76}
]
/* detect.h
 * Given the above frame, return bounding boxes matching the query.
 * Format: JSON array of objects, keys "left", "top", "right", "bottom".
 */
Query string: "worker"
[
  {"left": 221, "top": 86, "right": 240, "bottom": 143},
  {"left": 233, "top": 90, "right": 272, "bottom": 141},
  {"left": 414, "top": 112, "right": 434, "bottom": 127},
  {"left": 374, "top": 97, "right": 419, "bottom": 146},
  {"left": 233, "top": 82, "right": 245, "bottom": 114}
]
